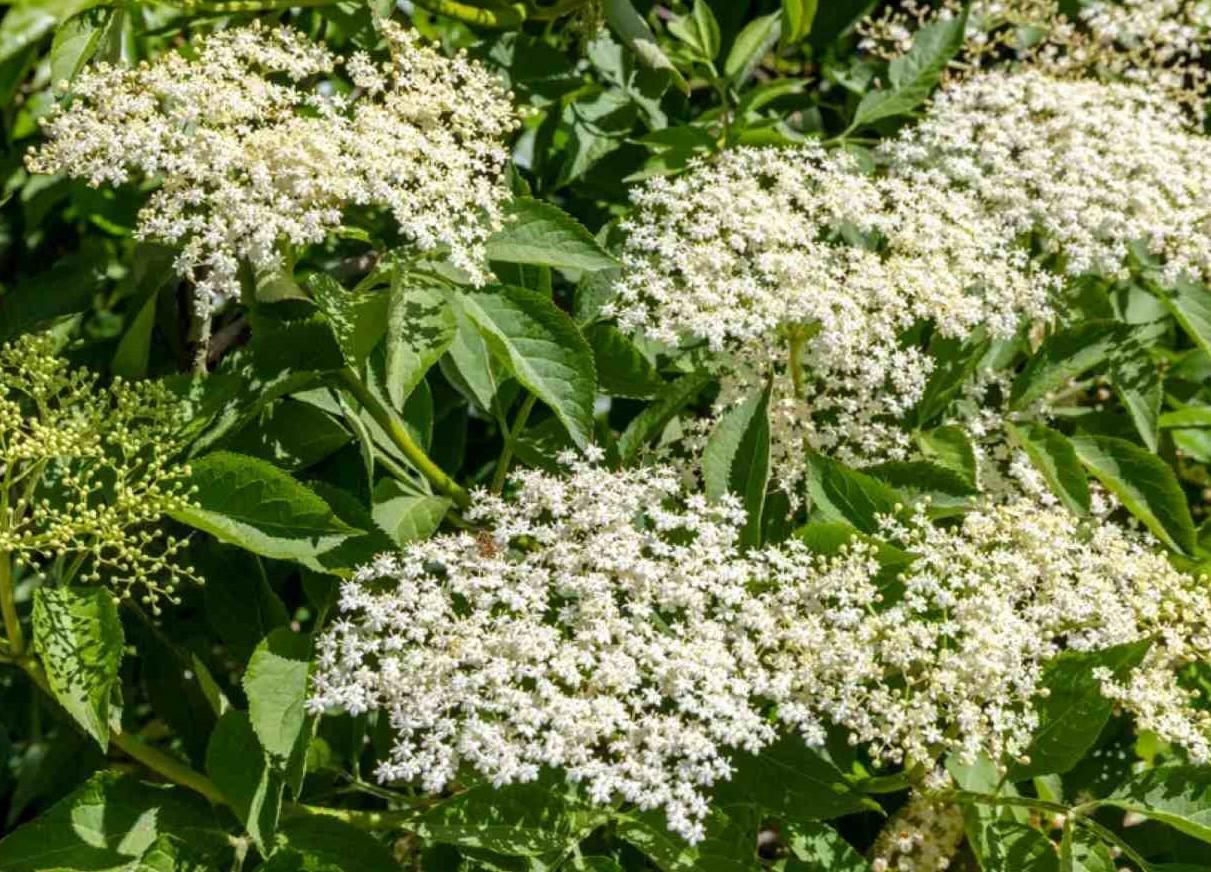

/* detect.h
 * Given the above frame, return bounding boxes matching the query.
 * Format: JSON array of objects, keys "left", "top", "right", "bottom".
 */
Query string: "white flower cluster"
[
  {"left": 27, "top": 21, "right": 517, "bottom": 309},
  {"left": 889, "top": 70, "right": 1211, "bottom": 284},
  {"left": 861, "top": 0, "right": 1211, "bottom": 103},
  {"left": 309, "top": 459, "right": 1211, "bottom": 841},
  {"left": 609, "top": 145, "right": 1053, "bottom": 474},
  {"left": 870, "top": 793, "right": 965, "bottom": 872}
]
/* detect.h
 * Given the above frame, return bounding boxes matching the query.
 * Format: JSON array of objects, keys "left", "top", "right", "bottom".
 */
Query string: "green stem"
[
  {"left": 491, "top": 393, "right": 537, "bottom": 494},
  {"left": 936, "top": 789, "right": 1071, "bottom": 818},
  {"left": 0, "top": 551, "right": 25, "bottom": 657},
  {"left": 338, "top": 369, "right": 470, "bottom": 508},
  {"left": 788, "top": 330, "right": 807, "bottom": 401}
]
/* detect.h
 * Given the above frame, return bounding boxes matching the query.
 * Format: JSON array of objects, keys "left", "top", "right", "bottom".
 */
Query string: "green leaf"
[
  {"left": 714, "top": 736, "right": 881, "bottom": 820},
  {"left": 0, "top": 772, "right": 231, "bottom": 872},
  {"left": 616, "top": 811, "right": 698, "bottom": 870},
  {"left": 371, "top": 480, "right": 450, "bottom": 547},
  {"left": 223, "top": 400, "right": 351, "bottom": 472},
  {"left": 1102, "top": 766, "right": 1211, "bottom": 845},
  {"left": 271, "top": 816, "right": 399, "bottom": 872},
  {"left": 603, "top": 0, "right": 689, "bottom": 93},
  {"left": 915, "top": 426, "right": 978, "bottom": 486},
  {"left": 865, "top": 459, "right": 978, "bottom": 498},
  {"left": 850, "top": 8, "right": 967, "bottom": 129},
  {"left": 979, "top": 821, "right": 1060, "bottom": 872},
  {"left": 50, "top": 4, "right": 112, "bottom": 85},
  {"left": 724, "top": 12, "right": 780, "bottom": 82},
  {"left": 585, "top": 323, "right": 663, "bottom": 399},
  {"left": 457, "top": 286, "right": 597, "bottom": 449},
  {"left": 1160, "top": 407, "right": 1211, "bottom": 428},
  {"left": 170, "top": 451, "right": 358, "bottom": 562},
  {"left": 703, "top": 383, "right": 772, "bottom": 549},
  {"left": 1110, "top": 342, "right": 1162, "bottom": 452},
  {"left": 1006, "top": 422, "right": 1090, "bottom": 515},
  {"left": 111, "top": 287, "right": 159, "bottom": 380},
  {"left": 308, "top": 275, "right": 390, "bottom": 369},
  {"left": 1070, "top": 434, "right": 1195, "bottom": 553},
  {"left": 0, "top": 249, "right": 107, "bottom": 344},
  {"left": 784, "top": 821, "right": 866, "bottom": 871},
  {"left": 1009, "top": 641, "right": 1150, "bottom": 780},
  {"left": 418, "top": 780, "right": 586, "bottom": 856},
  {"left": 197, "top": 541, "right": 289, "bottom": 664},
  {"left": 780, "top": 0, "right": 818, "bottom": 44},
  {"left": 205, "top": 709, "right": 282, "bottom": 852},
  {"left": 616, "top": 370, "right": 714, "bottom": 463},
  {"left": 1011, "top": 321, "right": 1131, "bottom": 410},
  {"left": 244, "top": 629, "right": 312, "bottom": 760},
  {"left": 1159, "top": 278, "right": 1211, "bottom": 361},
  {"left": 912, "top": 335, "right": 989, "bottom": 427},
  {"left": 32, "top": 585, "right": 124, "bottom": 749},
  {"left": 385, "top": 272, "right": 457, "bottom": 409},
  {"left": 1059, "top": 825, "right": 1115, "bottom": 872},
  {"left": 485, "top": 198, "right": 618, "bottom": 273},
  {"left": 668, "top": 0, "right": 721, "bottom": 61},
  {"left": 806, "top": 454, "right": 903, "bottom": 534}
]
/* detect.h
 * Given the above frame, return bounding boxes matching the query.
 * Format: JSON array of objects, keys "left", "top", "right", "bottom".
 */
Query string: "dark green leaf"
[
  {"left": 418, "top": 780, "right": 589, "bottom": 857},
  {"left": 864, "top": 460, "right": 978, "bottom": 498},
  {"left": 915, "top": 426, "right": 978, "bottom": 486},
  {"left": 1110, "top": 342, "right": 1162, "bottom": 452},
  {"left": 806, "top": 454, "right": 903, "bottom": 534},
  {"left": 222, "top": 400, "right": 351, "bottom": 471},
  {"left": 616, "top": 370, "right": 714, "bottom": 463},
  {"left": 308, "top": 275, "right": 389, "bottom": 368},
  {"left": 32, "top": 585, "right": 124, "bottom": 749},
  {"left": 1159, "top": 278, "right": 1211, "bottom": 361},
  {"left": 50, "top": 4, "right": 112, "bottom": 86},
  {"left": 585, "top": 323, "right": 663, "bottom": 398},
  {"left": 170, "top": 452, "right": 358, "bottom": 562},
  {"left": 205, "top": 709, "right": 282, "bottom": 852},
  {"left": 197, "top": 541, "right": 289, "bottom": 664},
  {"left": 1011, "top": 321, "right": 1131, "bottom": 410},
  {"left": 1070, "top": 435, "right": 1195, "bottom": 553},
  {"left": 0, "top": 249, "right": 107, "bottom": 344},
  {"left": 0, "top": 772, "right": 230, "bottom": 872},
  {"left": 1010, "top": 641, "right": 1149, "bottom": 780},
  {"left": 703, "top": 383, "right": 772, "bottom": 548},
  {"left": 272, "top": 816, "right": 399, "bottom": 872},
  {"left": 603, "top": 0, "right": 689, "bottom": 92},
  {"left": 714, "top": 736, "right": 881, "bottom": 820},
  {"left": 1059, "top": 825, "right": 1115, "bottom": 872}
]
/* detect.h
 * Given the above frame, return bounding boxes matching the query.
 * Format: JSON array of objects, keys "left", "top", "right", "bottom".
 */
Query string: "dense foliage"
[{"left": 3, "top": 0, "right": 1211, "bottom": 869}]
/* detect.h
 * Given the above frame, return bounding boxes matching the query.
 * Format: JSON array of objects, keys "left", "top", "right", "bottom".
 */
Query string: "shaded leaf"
[
  {"left": 1006, "top": 423, "right": 1090, "bottom": 515},
  {"left": 703, "top": 383, "right": 772, "bottom": 548},
  {"left": 32, "top": 585, "right": 123, "bottom": 749},
  {"left": 205, "top": 709, "right": 282, "bottom": 852}
]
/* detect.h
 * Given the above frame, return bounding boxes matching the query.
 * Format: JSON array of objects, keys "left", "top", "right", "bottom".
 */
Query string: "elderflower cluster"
[
  {"left": 861, "top": 0, "right": 1211, "bottom": 103},
  {"left": 870, "top": 793, "right": 966, "bottom": 872},
  {"left": 309, "top": 459, "right": 1211, "bottom": 841},
  {"left": 609, "top": 145, "right": 1053, "bottom": 476},
  {"left": 0, "top": 335, "right": 199, "bottom": 609},
  {"left": 27, "top": 22, "right": 517, "bottom": 310},
  {"left": 888, "top": 70, "right": 1211, "bottom": 285}
]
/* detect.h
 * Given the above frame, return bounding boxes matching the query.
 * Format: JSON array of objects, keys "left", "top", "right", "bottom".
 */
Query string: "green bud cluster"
[{"left": 0, "top": 335, "right": 200, "bottom": 612}]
